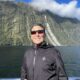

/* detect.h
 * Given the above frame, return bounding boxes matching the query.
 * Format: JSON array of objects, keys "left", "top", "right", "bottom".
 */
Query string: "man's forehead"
[{"left": 31, "top": 26, "right": 44, "bottom": 31}]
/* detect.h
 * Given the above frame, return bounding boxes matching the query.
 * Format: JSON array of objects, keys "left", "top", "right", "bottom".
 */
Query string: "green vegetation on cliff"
[{"left": 0, "top": 2, "right": 80, "bottom": 46}]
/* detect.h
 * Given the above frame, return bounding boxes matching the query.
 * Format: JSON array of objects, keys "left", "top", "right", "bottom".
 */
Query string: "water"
[{"left": 0, "top": 46, "right": 80, "bottom": 77}]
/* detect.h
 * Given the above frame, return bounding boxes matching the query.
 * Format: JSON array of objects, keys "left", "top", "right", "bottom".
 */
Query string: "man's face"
[{"left": 31, "top": 25, "right": 45, "bottom": 45}]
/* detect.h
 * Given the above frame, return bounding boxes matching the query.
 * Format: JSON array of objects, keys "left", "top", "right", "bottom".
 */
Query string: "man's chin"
[{"left": 34, "top": 41, "right": 42, "bottom": 45}]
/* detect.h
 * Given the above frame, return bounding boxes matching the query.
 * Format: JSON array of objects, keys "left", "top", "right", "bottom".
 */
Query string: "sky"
[
  {"left": 16, "top": 0, "right": 80, "bottom": 7},
  {"left": 15, "top": 0, "right": 80, "bottom": 20}
]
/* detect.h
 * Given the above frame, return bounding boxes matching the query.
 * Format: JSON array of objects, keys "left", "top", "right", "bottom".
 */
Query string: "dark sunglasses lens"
[
  {"left": 31, "top": 31, "right": 36, "bottom": 34},
  {"left": 38, "top": 30, "right": 44, "bottom": 34}
]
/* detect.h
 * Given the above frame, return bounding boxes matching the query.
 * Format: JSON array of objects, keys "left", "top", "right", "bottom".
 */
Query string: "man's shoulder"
[{"left": 47, "top": 44, "right": 61, "bottom": 55}]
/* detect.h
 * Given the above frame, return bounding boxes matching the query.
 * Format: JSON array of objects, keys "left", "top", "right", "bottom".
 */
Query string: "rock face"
[{"left": 0, "top": 1, "right": 80, "bottom": 46}]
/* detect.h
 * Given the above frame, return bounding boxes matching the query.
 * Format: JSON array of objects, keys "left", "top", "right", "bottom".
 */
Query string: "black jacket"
[{"left": 21, "top": 42, "right": 68, "bottom": 80}]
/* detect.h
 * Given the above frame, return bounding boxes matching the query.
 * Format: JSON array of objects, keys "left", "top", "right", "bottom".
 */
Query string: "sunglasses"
[{"left": 31, "top": 30, "right": 45, "bottom": 35}]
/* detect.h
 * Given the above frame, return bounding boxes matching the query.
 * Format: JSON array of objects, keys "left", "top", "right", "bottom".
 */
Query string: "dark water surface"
[{"left": 0, "top": 46, "right": 80, "bottom": 78}]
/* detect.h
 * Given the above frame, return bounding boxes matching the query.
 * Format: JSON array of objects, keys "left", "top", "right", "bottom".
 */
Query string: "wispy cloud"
[{"left": 30, "top": 0, "right": 80, "bottom": 20}]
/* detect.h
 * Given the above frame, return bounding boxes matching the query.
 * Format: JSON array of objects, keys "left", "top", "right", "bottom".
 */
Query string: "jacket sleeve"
[
  {"left": 21, "top": 54, "right": 27, "bottom": 80},
  {"left": 55, "top": 50, "right": 68, "bottom": 80}
]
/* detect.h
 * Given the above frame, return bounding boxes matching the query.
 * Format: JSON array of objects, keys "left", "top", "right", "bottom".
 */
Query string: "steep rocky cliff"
[{"left": 0, "top": 1, "right": 80, "bottom": 46}]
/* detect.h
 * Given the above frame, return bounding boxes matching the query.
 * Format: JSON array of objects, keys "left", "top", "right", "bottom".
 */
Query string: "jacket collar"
[
  {"left": 33, "top": 41, "right": 53, "bottom": 49},
  {"left": 33, "top": 41, "right": 47, "bottom": 49}
]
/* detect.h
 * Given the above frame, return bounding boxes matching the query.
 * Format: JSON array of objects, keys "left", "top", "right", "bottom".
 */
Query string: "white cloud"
[{"left": 30, "top": 0, "right": 80, "bottom": 20}]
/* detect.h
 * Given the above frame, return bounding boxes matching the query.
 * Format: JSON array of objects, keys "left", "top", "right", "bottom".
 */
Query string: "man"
[{"left": 21, "top": 23, "right": 68, "bottom": 80}]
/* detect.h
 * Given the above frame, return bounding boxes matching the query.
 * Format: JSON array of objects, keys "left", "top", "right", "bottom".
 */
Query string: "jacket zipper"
[
  {"left": 33, "top": 50, "right": 37, "bottom": 66},
  {"left": 33, "top": 49, "right": 37, "bottom": 80}
]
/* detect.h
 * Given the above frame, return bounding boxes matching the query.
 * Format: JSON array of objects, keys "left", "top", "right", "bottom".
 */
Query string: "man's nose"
[{"left": 35, "top": 32, "right": 39, "bottom": 35}]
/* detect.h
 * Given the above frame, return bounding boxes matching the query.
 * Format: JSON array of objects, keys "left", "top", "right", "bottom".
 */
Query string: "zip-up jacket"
[{"left": 21, "top": 42, "right": 68, "bottom": 80}]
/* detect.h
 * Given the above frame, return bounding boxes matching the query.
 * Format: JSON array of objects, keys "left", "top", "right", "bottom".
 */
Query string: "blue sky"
[
  {"left": 16, "top": 0, "right": 80, "bottom": 7},
  {"left": 16, "top": 0, "right": 32, "bottom": 3},
  {"left": 56, "top": 0, "right": 80, "bottom": 7}
]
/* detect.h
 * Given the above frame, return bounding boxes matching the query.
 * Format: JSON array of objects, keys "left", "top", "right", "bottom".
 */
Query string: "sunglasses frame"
[{"left": 31, "top": 30, "right": 45, "bottom": 35}]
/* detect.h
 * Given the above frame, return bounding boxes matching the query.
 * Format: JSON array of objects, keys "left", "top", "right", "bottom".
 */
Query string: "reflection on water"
[
  {"left": 69, "top": 77, "right": 80, "bottom": 80},
  {"left": 57, "top": 46, "right": 80, "bottom": 76}
]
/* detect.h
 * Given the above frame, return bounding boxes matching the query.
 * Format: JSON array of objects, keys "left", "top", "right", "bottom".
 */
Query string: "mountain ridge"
[{"left": 0, "top": 2, "right": 80, "bottom": 46}]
